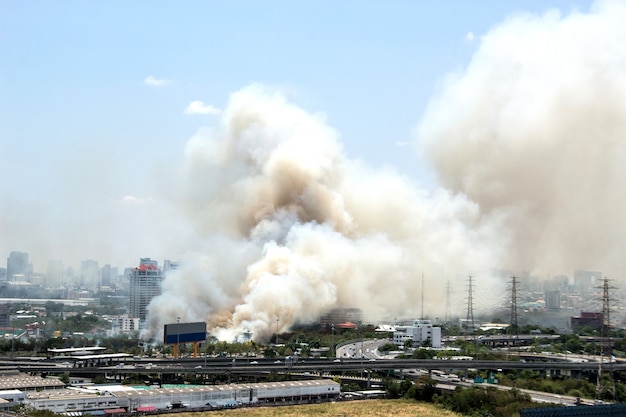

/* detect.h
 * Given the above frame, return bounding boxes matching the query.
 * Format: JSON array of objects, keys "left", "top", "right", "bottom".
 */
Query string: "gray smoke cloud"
[
  {"left": 417, "top": 0, "right": 626, "bottom": 279},
  {"left": 144, "top": 85, "right": 503, "bottom": 341},
  {"left": 145, "top": 1, "right": 626, "bottom": 341}
]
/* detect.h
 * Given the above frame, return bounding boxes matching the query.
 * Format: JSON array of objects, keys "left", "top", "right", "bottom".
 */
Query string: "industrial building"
[
  {"left": 0, "top": 369, "right": 65, "bottom": 391},
  {"left": 570, "top": 311, "right": 603, "bottom": 332},
  {"left": 23, "top": 380, "right": 340, "bottom": 413}
]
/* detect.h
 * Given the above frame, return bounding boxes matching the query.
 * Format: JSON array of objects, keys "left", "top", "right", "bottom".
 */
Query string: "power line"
[{"left": 465, "top": 275, "right": 475, "bottom": 336}]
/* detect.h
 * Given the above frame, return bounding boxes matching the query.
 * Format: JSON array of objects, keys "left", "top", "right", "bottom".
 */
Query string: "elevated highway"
[{"left": 9, "top": 356, "right": 626, "bottom": 378}]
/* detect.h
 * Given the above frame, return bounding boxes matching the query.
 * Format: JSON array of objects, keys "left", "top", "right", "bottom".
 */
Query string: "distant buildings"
[
  {"left": 129, "top": 258, "right": 163, "bottom": 327},
  {"left": 6, "top": 251, "right": 31, "bottom": 282},
  {"left": 571, "top": 311, "right": 603, "bottom": 332},
  {"left": 46, "top": 260, "right": 64, "bottom": 288},
  {"left": 100, "top": 264, "right": 115, "bottom": 288},
  {"left": 544, "top": 290, "right": 561, "bottom": 310},
  {"left": 80, "top": 260, "right": 100, "bottom": 289},
  {"left": 163, "top": 260, "right": 179, "bottom": 274},
  {"left": 106, "top": 314, "right": 140, "bottom": 335},
  {"left": 320, "top": 308, "right": 363, "bottom": 329},
  {"left": 573, "top": 269, "right": 601, "bottom": 289}
]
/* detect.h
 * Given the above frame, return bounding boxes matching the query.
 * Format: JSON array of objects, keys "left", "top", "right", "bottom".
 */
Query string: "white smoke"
[
  {"left": 144, "top": 85, "right": 503, "bottom": 341},
  {"left": 417, "top": 0, "right": 626, "bottom": 278},
  {"left": 146, "top": 1, "right": 626, "bottom": 341}
]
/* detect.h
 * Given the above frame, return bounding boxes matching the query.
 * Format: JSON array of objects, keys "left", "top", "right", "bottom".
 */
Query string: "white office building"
[
  {"left": 393, "top": 320, "right": 441, "bottom": 348},
  {"left": 129, "top": 258, "right": 163, "bottom": 326}
]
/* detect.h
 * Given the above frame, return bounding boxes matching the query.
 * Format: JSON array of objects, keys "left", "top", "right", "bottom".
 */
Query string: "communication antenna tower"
[
  {"left": 421, "top": 272, "right": 424, "bottom": 320},
  {"left": 444, "top": 280, "right": 451, "bottom": 326},
  {"left": 596, "top": 277, "right": 616, "bottom": 401},
  {"left": 509, "top": 276, "right": 519, "bottom": 351}
]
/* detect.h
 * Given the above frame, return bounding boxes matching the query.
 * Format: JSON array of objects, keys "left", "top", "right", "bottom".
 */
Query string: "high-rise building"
[
  {"left": 573, "top": 269, "right": 601, "bottom": 289},
  {"left": 80, "top": 260, "right": 100, "bottom": 289},
  {"left": 101, "top": 264, "right": 119, "bottom": 288},
  {"left": 163, "top": 259, "right": 179, "bottom": 274},
  {"left": 7, "top": 251, "right": 31, "bottom": 282},
  {"left": 544, "top": 290, "right": 561, "bottom": 310},
  {"left": 47, "top": 260, "right": 64, "bottom": 288},
  {"left": 129, "top": 258, "right": 163, "bottom": 326}
]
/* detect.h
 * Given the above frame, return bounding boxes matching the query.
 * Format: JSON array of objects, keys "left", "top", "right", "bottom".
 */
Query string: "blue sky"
[{"left": 0, "top": 0, "right": 594, "bottom": 271}]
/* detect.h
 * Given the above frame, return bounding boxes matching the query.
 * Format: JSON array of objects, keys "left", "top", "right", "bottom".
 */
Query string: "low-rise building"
[{"left": 393, "top": 319, "right": 441, "bottom": 348}]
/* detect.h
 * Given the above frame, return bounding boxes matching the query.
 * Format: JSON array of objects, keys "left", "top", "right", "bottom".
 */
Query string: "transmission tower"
[
  {"left": 596, "top": 277, "right": 616, "bottom": 401},
  {"left": 444, "top": 280, "right": 451, "bottom": 327},
  {"left": 465, "top": 276, "right": 475, "bottom": 337},
  {"left": 508, "top": 276, "right": 519, "bottom": 351}
]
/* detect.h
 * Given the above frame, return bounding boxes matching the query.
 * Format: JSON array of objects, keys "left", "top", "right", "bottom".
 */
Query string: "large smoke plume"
[
  {"left": 145, "top": 0, "right": 626, "bottom": 341},
  {"left": 144, "top": 85, "right": 503, "bottom": 341},
  {"left": 418, "top": 0, "right": 626, "bottom": 278}
]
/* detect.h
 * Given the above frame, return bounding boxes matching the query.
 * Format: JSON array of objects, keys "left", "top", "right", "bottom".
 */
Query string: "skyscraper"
[
  {"left": 80, "top": 260, "right": 100, "bottom": 289},
  {"left": 47, "top": 260, "right": 64, "bottom": 288},
  {"left": 6, "top": 251, "right": 31, "bottom": 282},
  {"left": 100, "top": 264, "right": 118, "bottom": 288},
  {"left": 163, "top": 259, "right": 179, "bottom": 274},
  {"left": 129, "top": 258, "right": 163, "bottom": 326}
]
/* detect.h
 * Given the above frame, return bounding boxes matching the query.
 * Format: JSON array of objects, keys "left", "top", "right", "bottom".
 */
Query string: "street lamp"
[{"left": 275, "top": 316, "right": 279, "bottom": 345}]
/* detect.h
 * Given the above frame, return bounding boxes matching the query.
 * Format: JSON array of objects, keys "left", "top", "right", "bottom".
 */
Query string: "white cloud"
[
  {"left": 184, "top": 100, "right": 221, "bottom": 115},
  {"left": 144, "top": 75, "right": 172, "bottom": 86},
  {"left": 465, "top": 31, "right": 475, "bottom": 42}
]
